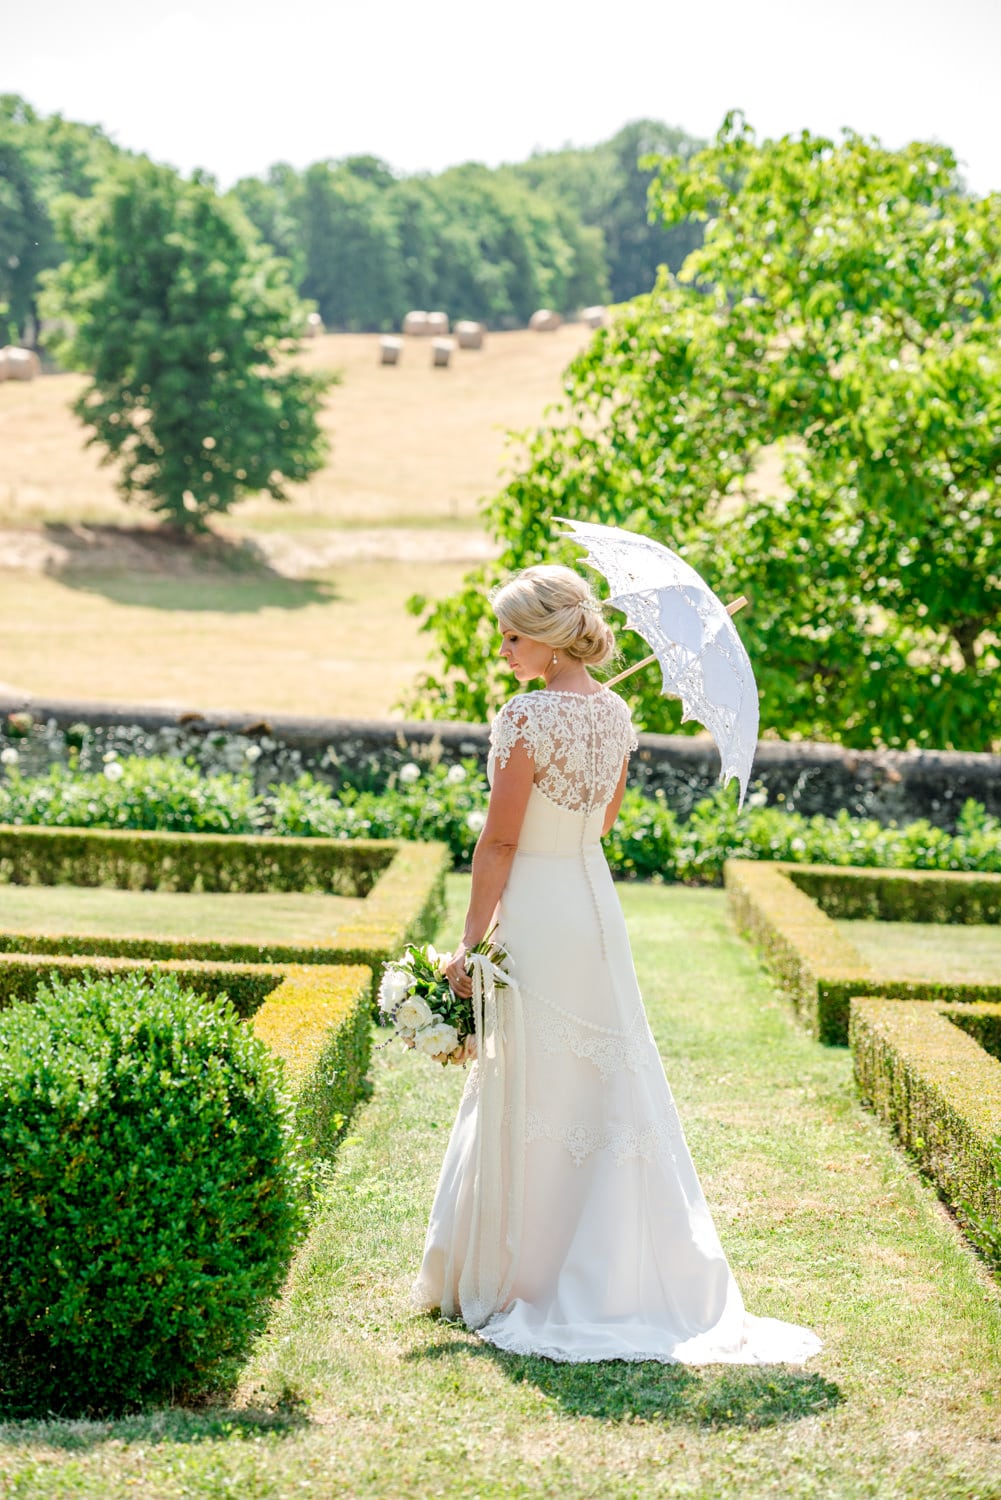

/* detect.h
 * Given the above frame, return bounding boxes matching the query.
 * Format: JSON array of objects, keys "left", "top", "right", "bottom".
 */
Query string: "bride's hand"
[{"left": 444, "top": 942, "right": 473, "bottom": 999}]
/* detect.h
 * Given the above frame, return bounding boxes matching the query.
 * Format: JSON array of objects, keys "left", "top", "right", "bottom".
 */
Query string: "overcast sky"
[{"left": 4, "top": 0, "right": 1000, "bottom": 195}]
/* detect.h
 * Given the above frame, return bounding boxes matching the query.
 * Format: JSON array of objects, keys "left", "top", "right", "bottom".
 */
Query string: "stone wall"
[{"left": 1, "top": 692, "right": 999, "bottom": 829}]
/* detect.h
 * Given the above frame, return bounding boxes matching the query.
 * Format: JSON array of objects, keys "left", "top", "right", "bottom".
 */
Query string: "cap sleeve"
[
  {"left": 620, "top": 696, "right": 639, "bottom": 755},
  {"left": 489, "top": 695, "right": 536, "bottom": 769}
]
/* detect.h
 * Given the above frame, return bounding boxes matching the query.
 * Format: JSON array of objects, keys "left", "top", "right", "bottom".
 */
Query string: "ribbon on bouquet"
[{"left": 456, "top": 950, "right": 526, "bottom": 1330}]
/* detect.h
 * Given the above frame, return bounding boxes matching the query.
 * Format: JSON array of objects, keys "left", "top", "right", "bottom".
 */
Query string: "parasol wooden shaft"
[{"left": 603, "top": 595, "right": 749, "bottom": 689}]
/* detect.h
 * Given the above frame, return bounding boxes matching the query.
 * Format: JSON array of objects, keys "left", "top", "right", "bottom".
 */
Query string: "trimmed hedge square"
[
  {"left": 725, "top": 860, "right": 1001, "bottom": 1044},
  {"left": 0, "top": 826, "right": 449, "bottom": 1003}
]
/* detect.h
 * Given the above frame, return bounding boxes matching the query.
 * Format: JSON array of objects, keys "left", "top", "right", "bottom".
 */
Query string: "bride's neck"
[{"left": 543, "top": 663, "right": 593, "bottom": 692}]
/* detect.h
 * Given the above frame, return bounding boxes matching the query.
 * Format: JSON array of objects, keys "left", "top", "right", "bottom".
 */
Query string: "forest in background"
[{"left": 0, "top": 94, "right": 703, "bottom": 341}]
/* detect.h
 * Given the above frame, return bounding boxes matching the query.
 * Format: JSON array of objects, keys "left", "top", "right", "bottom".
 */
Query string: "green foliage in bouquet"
[
  {"left": 378, "top": 936, "right": 509, "bottom": 1065},
  {"left": 406, "top": 114, "right": 1001, "bottom": 752},
  {"left": 0, "top": 971, "right": 306, "bottom": 1415}
]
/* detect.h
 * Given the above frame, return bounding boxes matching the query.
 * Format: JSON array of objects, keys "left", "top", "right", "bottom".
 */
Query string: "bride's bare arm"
[
  {"left": 601, "top": 758, "right": 629, "bottom": 836},
  {"left": 444, "top": 739, "right": 534, "bottom": 997}
]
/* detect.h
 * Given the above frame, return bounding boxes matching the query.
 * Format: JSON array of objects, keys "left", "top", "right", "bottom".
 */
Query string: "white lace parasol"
[{"left": 558, "top": 517, "right": 760, "bottom": 806}]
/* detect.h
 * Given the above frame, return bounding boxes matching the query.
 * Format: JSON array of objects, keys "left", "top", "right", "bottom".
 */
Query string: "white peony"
[
  {"left": 396, "top": 995, "right": 434, "bottom": 1031},
  {"left": 0, "top": 747, "right": 19, "bottom": 766},
  {"left": 399, "top": 762, "right": 421, "bottom": 784},
  {"left": 466, "top": 810, "right": 486, "bottom": 833},
  {"left": 103, "top": 761, "right": 125, "bottom": 782},
  {"left": 244, "top": 744, "right": 263, "bottom": 763},
  {"left": 415, "top": 1021, "right": 460, "bottom": 1059},
  {"left": 378, "top": 967, "right": 412, "bottom": 1011},
  {"left": 446, "top": 764, "right": 466, "bottom": 784}
]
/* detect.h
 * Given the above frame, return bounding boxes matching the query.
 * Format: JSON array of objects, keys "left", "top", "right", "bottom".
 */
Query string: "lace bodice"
[{"left": 489, "top": 690, "right": 638, "bottom": 814}]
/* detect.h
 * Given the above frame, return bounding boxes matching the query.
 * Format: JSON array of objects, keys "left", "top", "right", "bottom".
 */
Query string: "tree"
[
  {"left": 407, "top": 117, "right": 1001, "bottom": 753},
  {"left": 296, "top": 162, "right": 405, "bottom": 331},
  {"left": 509, "top": 120, "right": 705, "bottom": 302},
  {"left": 0, "top": 94, "right": 117, "bottom": 343},
  {"left": 41, "top": 157, "right": 333, "bottom": 532}
]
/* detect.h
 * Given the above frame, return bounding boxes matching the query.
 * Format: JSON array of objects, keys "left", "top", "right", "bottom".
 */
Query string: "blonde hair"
[{"left": 491, "top": 564, "right": 615, "bottom": 667}]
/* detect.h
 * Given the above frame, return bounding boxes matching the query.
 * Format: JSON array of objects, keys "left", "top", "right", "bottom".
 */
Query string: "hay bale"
[
  {"left": 427, "top": 311, "right": 450, "bottom": 335},
  {"left": 304, "top": 312, "right": 325, "bottom": 338},
  {"left": 528, "top": 309, "right": 562, "bottom": 332},
  {"left": 431, "top": 338, "right": 455, "bottom": 368},
  {"left": 380, "top": 336, "right": 403, "bottom": 366},
  {"left": 581, "top": 305, "right": 606, "bottom": 329},
  {"left": 455, "top": 320, "right": 485, "bottom": 350},
  {"left": 0, "top": 347, "right": 41, "bottom": 381},
  {"left": 403, "top": 310, "right": 431, "bottom": 336}
]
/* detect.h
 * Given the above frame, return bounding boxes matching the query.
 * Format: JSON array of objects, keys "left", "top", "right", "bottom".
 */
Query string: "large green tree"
[
  {"left": 41, "top": 158, "right": 333, "bottom": 531},
  {"left": 407, "top": 116, "right": 1001, "bottom": 753}
]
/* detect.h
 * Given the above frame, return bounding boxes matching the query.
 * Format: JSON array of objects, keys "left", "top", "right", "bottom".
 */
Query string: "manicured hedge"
[
  {"left": 252, "top": 963, "right": 373, "bottom": 1159},
  {"left": 850, "top": 997, "right": 1001, "bottom": 1267},
  {"left": 725, "top": 860, "right": 1001, "bottom": 1044},
  {"left": 790, "top": 866, "right": 1001, "bottom": 924},
  {"left": 0, "top": 823, "right": 393, "bottom": 894},
  {"left": 0, "top": 829, "right": 449, "bottom": 1008},
  {"left": 0, "top": 952, "right": 373, "bottom": 1159}
]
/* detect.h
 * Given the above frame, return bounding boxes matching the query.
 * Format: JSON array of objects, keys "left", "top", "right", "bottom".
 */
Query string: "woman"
[{"left": 414, "top": 564, "right": 821, "bottom": 1365}]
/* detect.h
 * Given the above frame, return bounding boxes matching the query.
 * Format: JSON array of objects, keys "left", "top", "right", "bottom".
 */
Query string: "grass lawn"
[
  {"left": 0, "top": 560, "right": 464, "bottom": 719},
  {"left": 0, "top": 885, "right": 359, "bottom": 945},
  {"left": 838, "top": 919, "right": 1001, "bottom": 984},
  {"left": 3, "top": 877, "right": 999, "bottom": 1499}
]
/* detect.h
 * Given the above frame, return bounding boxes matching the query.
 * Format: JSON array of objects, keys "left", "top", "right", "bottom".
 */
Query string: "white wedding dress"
[{"left": 414, "top": 688, "right": 821, "bottom": 1365}]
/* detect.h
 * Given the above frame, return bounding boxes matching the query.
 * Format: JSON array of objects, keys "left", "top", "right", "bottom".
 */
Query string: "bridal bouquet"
[{"left": 378, "top": 933, "right": 510, "bottom": 1066}]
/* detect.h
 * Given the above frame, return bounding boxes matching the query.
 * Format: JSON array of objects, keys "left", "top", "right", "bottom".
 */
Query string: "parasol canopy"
[{"left": 558, "top": 517, "right": 760, "bottom": 806}]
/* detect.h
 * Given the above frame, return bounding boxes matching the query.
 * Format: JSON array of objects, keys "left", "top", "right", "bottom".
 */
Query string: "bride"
[{"left": 413, "top": 563, "right": 821, "bottom": 1365}]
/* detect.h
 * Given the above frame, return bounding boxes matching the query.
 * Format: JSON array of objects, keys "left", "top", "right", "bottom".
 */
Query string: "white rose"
[
  {"left": 378, "top": 967, "right": 411, "bottom": 1011},
  {"left": 399, "top": 762, "right": 421, "bottom": 784},
  {"left": 415, "top": 1022, "right": 460, "bottom": 1059},
  {"left": 103, "top": 761, "right": 125, "bottom": 782},
  {"left": 466, "top": 810, "right": 486, "bottom": 833},
  {"left": 397, "top": 995, "right": 434, "bottom": 1031},
  {"left": 0, "top": 747, "right": 18, "bottom": 766},
  {"left": 446, "top": 764, "right": 466, "bottom": 784}
]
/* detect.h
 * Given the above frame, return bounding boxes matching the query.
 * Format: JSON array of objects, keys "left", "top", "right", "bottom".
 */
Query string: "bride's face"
[{"left": 498, "top": 621, "right": 552, "bottom": 684}]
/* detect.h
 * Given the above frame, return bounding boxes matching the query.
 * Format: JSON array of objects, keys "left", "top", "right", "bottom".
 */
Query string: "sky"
[{"left": 4, "top": 0, "right": 1001, "bottom": 195}]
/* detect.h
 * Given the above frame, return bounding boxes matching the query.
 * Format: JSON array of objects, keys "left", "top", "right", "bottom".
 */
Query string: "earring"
[{"left": 551, "top": 652, "right": 558, "bottom": 668}]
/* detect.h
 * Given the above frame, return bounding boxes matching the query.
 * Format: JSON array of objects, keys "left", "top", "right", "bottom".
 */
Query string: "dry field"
[
  {"left": 0, "top": 326, "right": 594, "bottom": 717},
  {"left": 0, "top": 325, "right": 594, "bottom": 532}
]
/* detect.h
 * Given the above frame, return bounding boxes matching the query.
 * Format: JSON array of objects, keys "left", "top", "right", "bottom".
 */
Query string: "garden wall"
[{"left": 3, "top": 691, "right": 1000, "bottom": 829}]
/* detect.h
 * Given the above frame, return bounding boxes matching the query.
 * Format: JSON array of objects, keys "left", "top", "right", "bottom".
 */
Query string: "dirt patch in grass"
[{"left": 0, "top": 522, "right": 498, "bottom": 580}]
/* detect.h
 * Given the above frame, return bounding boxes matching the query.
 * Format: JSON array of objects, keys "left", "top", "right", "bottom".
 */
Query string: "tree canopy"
[
  {"left": 407, "top": 116, "right": 1001, "bottom": 753},
  {"left": 41, "top": 158, "right": 333, "bottom": 531}
]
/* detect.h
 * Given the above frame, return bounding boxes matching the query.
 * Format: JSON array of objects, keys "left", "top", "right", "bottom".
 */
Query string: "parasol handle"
[{"left": 603, "top": 595, "right": 748, "bottom": 689}]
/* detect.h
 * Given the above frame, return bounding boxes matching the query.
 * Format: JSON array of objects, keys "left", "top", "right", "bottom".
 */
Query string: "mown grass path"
[{"left": 3, "top": 879, "right": 1000, "bottom": 1499}]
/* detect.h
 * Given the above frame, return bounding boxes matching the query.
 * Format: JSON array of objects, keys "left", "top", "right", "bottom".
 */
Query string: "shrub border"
[
  {"left": 0, "top": 831, "right": 449, "bottom": 1007},
  {"left": 725, "top": 859, "right": 1001, "bottom": 1044},
  {"left": 850, "top": 996, "right": 1001, "bottom": 1241},
  {"left": 0, "top": 952, "right": 372, "bottom": 1159}
]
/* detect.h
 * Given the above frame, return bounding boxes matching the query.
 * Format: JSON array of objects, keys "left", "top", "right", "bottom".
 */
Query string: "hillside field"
[{"left": 0, "top": 326, "right": 594, "bottom": 717}]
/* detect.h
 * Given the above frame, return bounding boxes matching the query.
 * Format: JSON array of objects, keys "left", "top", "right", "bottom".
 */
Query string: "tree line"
[{"left": 0, "top": 95, "right": 703, "bottom": 342}]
